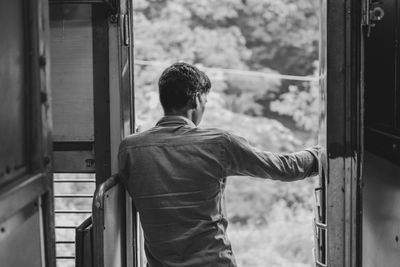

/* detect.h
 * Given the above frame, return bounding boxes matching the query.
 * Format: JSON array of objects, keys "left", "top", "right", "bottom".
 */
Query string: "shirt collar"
[{"left": 156, "top": 116, "right": 197, "bottom": 128}]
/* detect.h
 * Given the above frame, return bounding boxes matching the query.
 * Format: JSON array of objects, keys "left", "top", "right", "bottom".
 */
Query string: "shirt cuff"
[{"left": 304, "top": 145, "right": 321, "bottom": 176}]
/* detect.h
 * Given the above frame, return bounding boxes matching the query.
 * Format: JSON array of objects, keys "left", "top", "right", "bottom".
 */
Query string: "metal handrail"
[
  {"left": 76, "top": 216, "right": 92, "bottom": 231},
  {"left": 316, "top": 260, "right": 328, "bottom": 267},
  {"left": 93, "top": 174, "right": 120, "bottom": 210},
  {"left": 315, "top": 220, "right": 327, "bottom": 230}
]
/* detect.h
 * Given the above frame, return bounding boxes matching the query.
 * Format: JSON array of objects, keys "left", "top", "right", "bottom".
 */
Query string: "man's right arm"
[{"left": 224, "top": 133, "right": 320, "bottom": 181}]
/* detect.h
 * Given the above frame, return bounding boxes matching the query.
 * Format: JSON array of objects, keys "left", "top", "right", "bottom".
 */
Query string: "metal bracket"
[
  {"left": 313, "top": 186, "right": 327, "bottom": 267},
  {"left": 362, "top": 0, "right": 385, "bottom": 37},
  {"left": 121, "top": 14, "right": 130, "bottom": 46},
  {"left": 49, "top": 0, "right": 117, "bottom": 13}
]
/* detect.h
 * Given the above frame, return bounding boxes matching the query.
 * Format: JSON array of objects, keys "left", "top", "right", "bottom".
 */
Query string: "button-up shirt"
[{"left": 118, "top": 116, "right": 319, "bottom": 267}]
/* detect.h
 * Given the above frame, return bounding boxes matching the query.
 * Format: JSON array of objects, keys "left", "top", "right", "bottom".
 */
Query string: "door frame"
[{"left": 319, "top": 1, "right": 364, "bottom": 266}]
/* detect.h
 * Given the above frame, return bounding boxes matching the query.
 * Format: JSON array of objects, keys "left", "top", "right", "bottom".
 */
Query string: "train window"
[{"left": 364, "top": 0, "right": 400, "bottom": 163}]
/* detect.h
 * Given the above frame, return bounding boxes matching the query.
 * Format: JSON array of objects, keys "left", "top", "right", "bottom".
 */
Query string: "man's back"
[
  {"left": 119, "top": 116, "right": 237, "bottom": 266},
  {"left": 118, "top": 116, "right": 319, "bottom": 267}
]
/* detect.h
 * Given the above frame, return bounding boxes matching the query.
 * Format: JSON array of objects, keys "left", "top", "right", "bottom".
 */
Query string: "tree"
[{"left": 270, "top": 63, "right": 319, "bottom": 142}]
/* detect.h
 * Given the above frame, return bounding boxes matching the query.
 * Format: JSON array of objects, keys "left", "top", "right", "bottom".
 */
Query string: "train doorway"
[
  {"left": 48, "top": 1, "right": 135, "bottom": 266},
  {"left": 2, "top": 1, "right": 400, "bottom": 267},
  {"left": 133, "top": 1, "right": 320, "bottom": 266}
]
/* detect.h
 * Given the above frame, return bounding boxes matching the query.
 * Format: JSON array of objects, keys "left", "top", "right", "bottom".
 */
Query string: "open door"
[
  {"left": 49, "top": 0, "right": 135, "bottom": 266},
  {"left": 313, "top": 1, "right": 328, "bottom": 266},
  {"left": 91, "top": 0, "right": 139, "bottom": 266},
  {"left": 0, "top": 0, "right": 56, "bottom": 266},
  {"left": 315, "top": 0, "right": 364, "bottom": 266}
]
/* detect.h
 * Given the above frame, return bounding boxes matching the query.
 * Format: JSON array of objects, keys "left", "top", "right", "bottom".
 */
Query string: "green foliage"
[
  {"left": 134, "top": 0, "right": 319, "bottom": 75},
  {"left": 270, "top": 65, "right": 319, "bottom": 135}
]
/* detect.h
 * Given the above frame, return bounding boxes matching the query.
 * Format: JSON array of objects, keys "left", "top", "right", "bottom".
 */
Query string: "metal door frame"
[
  {"left": 48, "top": 0, "right": 135, "bottom": 265},
  {"left": 318, "top": 1, "right": 364, "bottom": 266}
]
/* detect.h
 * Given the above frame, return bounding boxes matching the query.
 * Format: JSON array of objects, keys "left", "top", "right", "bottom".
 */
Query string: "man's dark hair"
[{"left": 158, "top": 62, "right": 211, "bottom": 112}]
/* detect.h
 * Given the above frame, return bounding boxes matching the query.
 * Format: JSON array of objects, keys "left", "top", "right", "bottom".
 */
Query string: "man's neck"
[{"left": 164, "top": 109, "right": 193, "bottom": 122}]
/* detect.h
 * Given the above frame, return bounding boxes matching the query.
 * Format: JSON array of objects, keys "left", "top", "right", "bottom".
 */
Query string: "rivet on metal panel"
[
  {"left": 393, "top": 143, "right": 397, "bottom": 151},
  {"left": 43, "top": 156, "right": 50, "bottom": 166},
  {"left": 110, "top": 14, "right": 118, "bottom": 24},
  {"left": 95, "top": 201, "right": 101, "bottom": 208},
  {"left": 40, "top": 92, "right": 48, "bottom": 103},
  {"left": 39, "top": 55, "right": 46, "bottom": 67}
]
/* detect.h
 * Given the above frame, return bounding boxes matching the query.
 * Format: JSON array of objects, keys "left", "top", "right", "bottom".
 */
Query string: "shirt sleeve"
[
  {"left": 224, "top": 133, "right": 320, "bottom": 181},
  {"left": 118, "top": 140, "right": 130, "bottom": 183}
]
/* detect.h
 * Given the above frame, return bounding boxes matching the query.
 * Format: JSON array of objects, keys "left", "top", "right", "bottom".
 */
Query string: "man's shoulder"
[
  {"left": 190, "top": 127, "right": 236, "bottom": 142},
  {"left": 118, "top": 127, "right": 238, "bottom": 152},
  {"left": 199, "top": 128, "right": 245, "bottom": 142},
  {"left": 195, "top": 127, "right": 230, "bottom": 136},
  {"left": 118, "top": 131, "right": 151, "bottom": 152}
]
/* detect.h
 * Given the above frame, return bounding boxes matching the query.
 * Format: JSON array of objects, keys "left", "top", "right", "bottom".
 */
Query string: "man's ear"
[{"left": 191, "top": 94, "right": 197, "bottom": 109}]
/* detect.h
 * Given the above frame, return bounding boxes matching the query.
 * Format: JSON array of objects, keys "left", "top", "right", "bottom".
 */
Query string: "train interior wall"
[
  {"left": 0, "top": 0, "right": 27, "bottom": 188},
  {"left": 362, "top": 0, "right": 400, "bottom": 266},
  {"left": 0, "top": 0, "right": 54, "bottom": 265},
  {"left": 0, "top": 202, "right": 44, "bottom": 267},
  {"left": 362, "top": 153, "right": 400, "bottom": 267}
]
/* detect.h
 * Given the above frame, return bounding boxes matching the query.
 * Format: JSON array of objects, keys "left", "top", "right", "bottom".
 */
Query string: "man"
[{"left": 118, "top": 62, "right": 320, "bottom": 267}]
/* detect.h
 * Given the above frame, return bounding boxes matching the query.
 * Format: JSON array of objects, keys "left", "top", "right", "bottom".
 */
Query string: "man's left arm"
[{"left": 225, "top": 133, "right": 321, "bottom": 181}]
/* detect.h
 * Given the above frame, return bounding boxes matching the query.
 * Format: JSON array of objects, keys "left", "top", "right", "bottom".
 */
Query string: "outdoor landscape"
[{"left": 132, "top": 0, "right": 320, "bottom": 266}]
